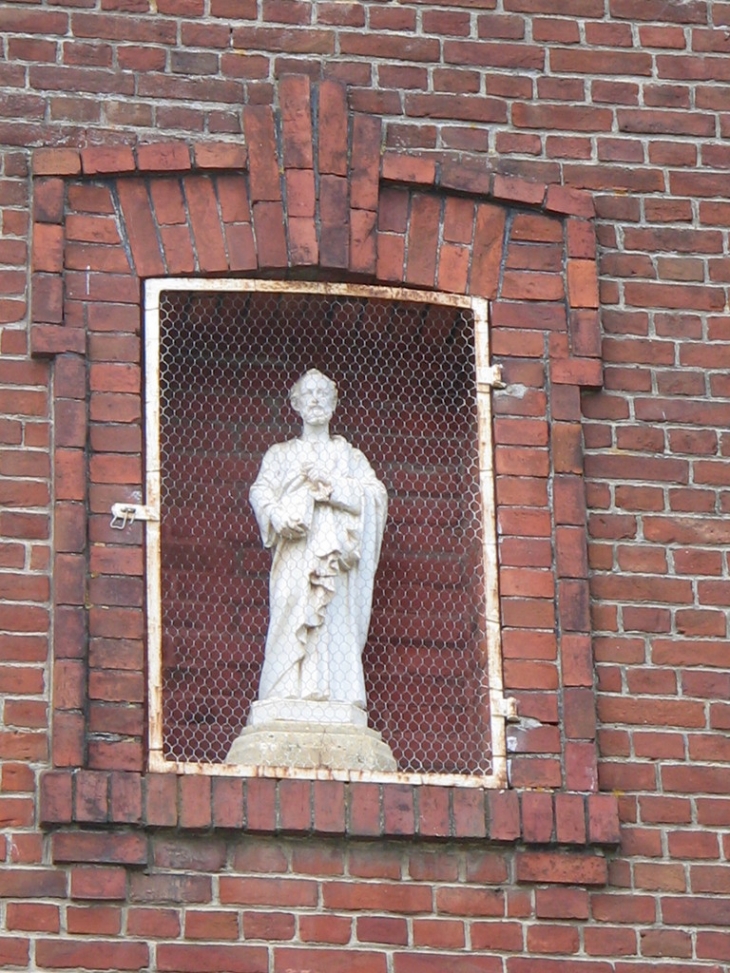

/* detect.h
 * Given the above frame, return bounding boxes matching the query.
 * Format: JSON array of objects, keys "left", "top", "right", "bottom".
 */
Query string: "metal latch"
[
  {"left": 477, "top": 364, "right": 506, "bottom": 390},
  {"left": 110, "top": 503, "right": 159, "bottom": 530}
]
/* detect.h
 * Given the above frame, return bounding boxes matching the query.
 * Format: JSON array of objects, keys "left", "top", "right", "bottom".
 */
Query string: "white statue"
[{"left": 249, "top": 369, "right": 387, "bottom": 715}]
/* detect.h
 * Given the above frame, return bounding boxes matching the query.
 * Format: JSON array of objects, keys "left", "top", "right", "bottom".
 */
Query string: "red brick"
[
  {"left": 130, "top": 871, "right": 212, "bottom": 905},
  {"left": 358, "top": 915, "right": 408, "bottom": 946},
  {"left": 246, "top": 777, "right": 277, "bottom": 832},
  {"left": 37, "top": 938, "right": 141, "bottom": 971},
  {"left": 324, "top": 881, "right": 431, "bottom": 914},
  {"left": 211, "top": 777, "right": 244, "bottom": 829},
  {"left": 31, "top": 273, "right": 63, "bottom": 324},
  {"left": 349, "top": 782, "right": 381, "bottom": 836},
  {"left": 350, "top": 208, "right": 377, "bottom": 275},
  {"left": 565, "top": 740, "right": 599, "bottom": 792},
  {"left": 6, "top": 902, "right": 60, "bottom": 933},
  {"left": 588, "top": 794, "right": 621, "bottom": 845},
  {"left": 554, "top": 793, "right": 587, "bottom": 845},
  {"left": 381, "top": 155, "right": 437, "bottom": 188},
  {"left": 66, "top": 905, "right": 121, "bottom": 936},
  {"left": 278, "top": 779, "right": 311, "bottom": 832},
  {"left": 318, "top": 79, "right": 348, "bottom": 176},
  {"left": 488, "top": 790, "right": 520, "bottom": 841},
  {"left": 52, "top": 711, "right": 84, "bottom": 767},
  {"left": 434, "top": 200, "right": 470, "bottom": 251},
  {"left": 74, "top": 771, "right": 109, "bottom": 823},
  {"left": 288, "top": 215, "right": 318, "bottom": 266},
  {"left": 185, "top": 174, "right": 228, "bottom": 272},
  {"left": 409, "top": 849, "right": 459, "bottom": 883},
  {"left": 70, "top": 865, "right": 127, "bottom": 900},
  {"left": 221, "top": 876, "right": 318, "bottom": 908},
  {"left": 243, "top": 910, "right": 295, "bottom": 941},
  {"left": 136, "top": 142, "right": 191, "bottom": 172},
  {"left": 110, "top": 771, "right": 143, "bottom": 824},
  {"left": 522, "top": 791, "right": 554, "bottom": 843},
  {"left": 413, "top": 916, "right": 465, "bottom": 949},
  {"left": 253, "top": 200, "right": 288, "bottom": 268},
  {"left": 405, "top": 193, "right": 440, "bottom": 287},
  {"left": 536, "top": 886, "right": 589, "bottom": 920},
  {"left": 285, "top": 168, "right": 315, "bottom": 218},
  {"left": 438, "top": 242, "right": 470, "bottom": 293},
  {"left": 376, "top": 232, "right": 405, "bottom": 283},
  {"left": 243, "top": 105, "right": 281, "bottom": 202},
  {"left": 280, "top": 74, "right": 313, "bottom": 169},
  {"left": 179, "top": 776, "right": 211, "bottom": 829},
  {"left": 312, "top": 779, "right": 345, "bottom": 833},
  {"left": 117, "top": 177, "right": 165, "bottom": 277},
  {"left": 225, "top": 223, "right": 257, "bottom": 271},
  {"left": 568, "top": 258, "right": 600, "bottom": 308},
  {"left": 185, "top": 909, "right": 239, "bottom": 940},
  {"left": 351, "top": 114, "right": 381, "bottom": 211},
  {"left": 81, "top": 145, "right": 135, "bottom": 175},
  {"left": 159, "top": 224, "right": 195, "bottom": 274},
  {"left": 418, "top": 785, "right": 450, "bottom": 838},
  {"left": 39, "top": 771, "right": 73, "bottom": 825},
  {"left": 275, "top": 948, "right": 386, "bottom": 973},
  {"left": 33, "top": 147, "right": 81, "bottom": 176},
  {"left": 150, "top": 178, "right": 187, "bottom": 225},
  {"left": 233, "top": 838, "right": 286, "bottom": 874},
  {"left": 383, "top": 783, "right": 415, "bottom": 836},
  {"left": 194, "top": 142, "right": 247, "bottom": 169},
  {"left": 33, "top": 177, "right": 65, "bottom": 223},
  {"left": 320, "top": 173, "right": 349, "bottom": 268},
  {"left": 516, "top": 850, "right": 608, "bottom": 885},
  {"left": 561, "top": 635, "right": 594, "bottom": 688},
  {"left": 291, "top": 844, "right": 343, "bottom": 877},
  {"left": 470, "top": 203, "right": 506, "bottom": 298},
  {"left": 53, "top": 660, "right": 85, "bottom": 711},
  {"left": 493, "top": 174, "right": 546, "bottom": 206},
  {"left": 32, "top": 223, "right": 64, "bottom": 273},
  {"left": 53, "top": 830, "right": 146, "bottom": 865},
  {"left": 394, "top": 955, "right": 500, "bottom": 973},
  {"left": 146, "top": 774, "right": 178, "bottom": 828}
]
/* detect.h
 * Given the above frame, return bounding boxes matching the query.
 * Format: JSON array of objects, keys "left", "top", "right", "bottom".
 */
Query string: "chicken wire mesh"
[{"left": 157, "top": 287, "right": 492, "bottom": 776}]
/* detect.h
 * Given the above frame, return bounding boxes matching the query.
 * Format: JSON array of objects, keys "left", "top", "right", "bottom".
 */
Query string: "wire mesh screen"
[{"left": 157, "top": 288, "right": 492, "bottom": 776}]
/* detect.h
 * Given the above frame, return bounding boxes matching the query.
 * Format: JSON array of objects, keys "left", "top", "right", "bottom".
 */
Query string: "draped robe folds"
[{"left": 249, "top": 436, "right": 387, "bottom": 709}]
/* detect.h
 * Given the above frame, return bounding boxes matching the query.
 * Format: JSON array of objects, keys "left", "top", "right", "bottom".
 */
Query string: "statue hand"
[
  {"left": 271, "top": 506, "right": 308, "bottom": 539},
  {"left": 310, "top": 481, "right": 332, "bottom": 502},
  {"left": 280, "top": 522, "right": 308, "bottom": 539},
  {"left": 302, "top": 462, "right": 333, "bottom": 501}
]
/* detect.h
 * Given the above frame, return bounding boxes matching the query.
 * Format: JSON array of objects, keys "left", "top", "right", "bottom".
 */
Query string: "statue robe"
[{"left": 249, "top": 435, "right": 387, "bottom": 709}]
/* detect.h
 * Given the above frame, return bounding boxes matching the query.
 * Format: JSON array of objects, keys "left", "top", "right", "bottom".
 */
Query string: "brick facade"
[{"left": 1, "top": 3, "right": 729, "bottom": 970}]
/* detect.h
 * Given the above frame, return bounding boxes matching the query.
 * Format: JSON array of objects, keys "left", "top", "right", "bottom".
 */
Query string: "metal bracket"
[
  {"left": 496, "top": 697, "right": 519, "bottom": 721},
  {"left": 477, "top": 363, "right": 506, "bottom": 390},
  {"left": 110, "top": 503, "right": 159, "bottom": 530}
]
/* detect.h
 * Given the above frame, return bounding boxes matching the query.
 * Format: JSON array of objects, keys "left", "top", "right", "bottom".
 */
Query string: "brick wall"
[{"left": 2, "top": 1, "right": 730, "bottom": 970}]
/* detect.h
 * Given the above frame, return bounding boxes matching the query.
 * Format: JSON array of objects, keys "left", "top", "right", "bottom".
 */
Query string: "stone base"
[{"left": 225, "top": 720, "right": 397, "bottom": 773}]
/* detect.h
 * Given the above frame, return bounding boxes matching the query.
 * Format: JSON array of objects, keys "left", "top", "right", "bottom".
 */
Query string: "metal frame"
[{"left": 144, "top": 278, "right": 511, "bottom": 789}]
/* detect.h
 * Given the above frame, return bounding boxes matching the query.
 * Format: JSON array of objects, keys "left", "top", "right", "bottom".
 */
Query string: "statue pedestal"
[
  {"left": 248, "top": 698, "right": 368, "bottom": 728},
  {"left": 226, "top": 700, "right": 396, "bottom": 772}
]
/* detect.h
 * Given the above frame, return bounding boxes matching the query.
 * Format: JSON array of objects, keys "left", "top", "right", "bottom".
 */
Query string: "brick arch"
[
  {"left": 33, "top": 73, "right": 601, "bottom": 332},
  {"left": 33, "top": 74, "right": 614, "bottom": 827}
]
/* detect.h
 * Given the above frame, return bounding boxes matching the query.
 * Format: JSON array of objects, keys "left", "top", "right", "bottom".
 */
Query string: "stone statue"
[
  {"left": 227, "top": 369, "right": 396, "bottom": 771},
  {"left": 226, "top": 370, "right": 395, "bottom": 772},
  {"left": 249, "top": 369, "right": 387, "bottom": 712}
]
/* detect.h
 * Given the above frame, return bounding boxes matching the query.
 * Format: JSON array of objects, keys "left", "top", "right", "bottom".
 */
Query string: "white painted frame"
[{"left": 144, "top": 278, "right": 511, "bottom": 789}]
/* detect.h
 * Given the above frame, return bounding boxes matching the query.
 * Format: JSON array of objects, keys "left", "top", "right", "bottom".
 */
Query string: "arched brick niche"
[{"left": 33, "top": 74, "right": 617, "bottom": 843}]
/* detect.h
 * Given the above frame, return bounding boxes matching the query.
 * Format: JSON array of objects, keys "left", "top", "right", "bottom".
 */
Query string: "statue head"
[{"left": 289, "top": 369, "right": 338, "bottom": 425}]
